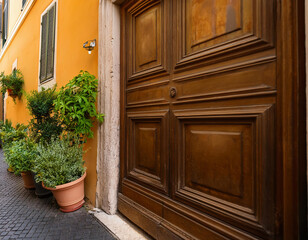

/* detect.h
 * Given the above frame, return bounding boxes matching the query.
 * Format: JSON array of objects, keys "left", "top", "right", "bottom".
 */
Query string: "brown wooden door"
[{"left": 119, "top": 0, "right": 306, "bottom": 239}]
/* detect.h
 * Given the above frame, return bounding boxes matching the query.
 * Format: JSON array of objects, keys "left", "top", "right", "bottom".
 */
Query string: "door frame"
[
  {"left": 97, "top": 0, "right": 307, "bottom": 238},
  {"left": 279, "top": 0, "right": 307, "bottom": 238}
]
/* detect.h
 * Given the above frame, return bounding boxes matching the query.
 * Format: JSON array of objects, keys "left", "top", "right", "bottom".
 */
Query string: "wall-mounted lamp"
[{"left": 83, "top": 39, "right": 96, "bottom": 54}]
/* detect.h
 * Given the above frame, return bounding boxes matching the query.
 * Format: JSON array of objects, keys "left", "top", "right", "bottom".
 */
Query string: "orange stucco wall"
[{"left": 0, "top": 0, "right": 99, "bottom": 205}]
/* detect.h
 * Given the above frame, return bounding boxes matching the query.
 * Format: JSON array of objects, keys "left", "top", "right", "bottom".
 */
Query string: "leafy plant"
[
  {"left": 0, "top": 69, "right": 24, "bottom": 102},
  {"left": 0, "top": 122, "right": 27, "bottom": 146},
  {"left": 54, "top": 71, "right": 104, "bottom": 140},
  {"left": 26, "top": 87, "right": 62, "bottom": 143},
  {"left": 0, "top": 121, "right": 28, "bottom": 171},
  {"left": 34, "top": 134, "right": 86, "bottom": 188},
  {"left": 0, "top": 120, "right": 13, "bottom": 147},
  {"left": 3, "top": 137, "right": 37, "bottom": 175}
]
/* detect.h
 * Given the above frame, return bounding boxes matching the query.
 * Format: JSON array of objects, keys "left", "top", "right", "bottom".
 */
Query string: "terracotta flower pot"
[
  {"left": 43, "top": 172, "right": 86, "bottom": 213},
  {"left": 21, "top": 171, "right": 35, "bottom": 189},
  {"left": 7, "top": 88, "right": 13, "bottom": 96},
  {"left": 7, "top": 88, "right": 17, "bottom": 98}
]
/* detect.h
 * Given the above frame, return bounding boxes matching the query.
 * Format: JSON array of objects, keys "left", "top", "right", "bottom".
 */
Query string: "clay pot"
[
  {"left": 43, "top": 172, "right": 86, "bottom": 213},
  {"left": 7, "top": 89, "right": 13, "bottom": 96},
  {"left": 7, "top": 89, "right": 17, "bottom": 97},
  {"left": 31, "top": 172, "right": 52, "bottom": 198},
  {"left": 21, "top": 171, "right": 35, "bottom": 189}
]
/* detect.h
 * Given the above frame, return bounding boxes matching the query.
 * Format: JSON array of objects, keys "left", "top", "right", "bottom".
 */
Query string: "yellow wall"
[{"left": 0, "top": 0, "right": 99, "bottom": 205}]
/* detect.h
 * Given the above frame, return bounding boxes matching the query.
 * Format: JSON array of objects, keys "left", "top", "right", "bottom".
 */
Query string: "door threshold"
[{"left": 89, "top": 208, "right": 152, "bottom": 240}]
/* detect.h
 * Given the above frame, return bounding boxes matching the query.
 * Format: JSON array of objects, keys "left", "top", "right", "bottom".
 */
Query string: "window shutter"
[
  {"left": 46, "top": 4, "right": 56, "bottom": 79},
  {"left": 2, "top": 0, "right": 8, "bottom": 46},
  {"left": 40, "top": 13, "right": 48, "bottom": 82},
  {"left": 22, "top": 0, "right": 27, "bottom": 8},
  {"left": 0, "top": 4, "right": 2, "bottom": 34}
]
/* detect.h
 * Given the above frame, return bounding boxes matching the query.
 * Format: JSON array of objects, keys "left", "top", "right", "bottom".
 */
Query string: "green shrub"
[
  {"left": 0, "top": 121, "right": 28, "bottom": 172},
  {"left": 34, "top": 134, "right": 86, "bottom": 188},
  {"left": 0, "top": 120, "right": 13, "bottom": 147},
  {"left": 54, "top": 71, "right": 104, "bottom": 140},
  {"left": 26, "top": 87, "right": 62, "bottom": 143},
  {"left": 0, "top": 122, "right": 27, "bottom": 146},
  {"left": 4, "top": 137, "right": 37, "bottom": 175}
]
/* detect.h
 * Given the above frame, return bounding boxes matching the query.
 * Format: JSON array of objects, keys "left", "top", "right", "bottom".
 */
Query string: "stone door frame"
[{"left": 96, "top": 0, "right": 123, "bottom": 214}]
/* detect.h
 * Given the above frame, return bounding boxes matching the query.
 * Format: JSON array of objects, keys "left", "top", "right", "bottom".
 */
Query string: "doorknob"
[{"left": 170, "top": 87, "right": 177, "bottom": 98}]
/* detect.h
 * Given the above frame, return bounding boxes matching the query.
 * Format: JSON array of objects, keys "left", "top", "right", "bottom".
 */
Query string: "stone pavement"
[{"left": 0, "top": 150, "right": 117, "bottom": 240}]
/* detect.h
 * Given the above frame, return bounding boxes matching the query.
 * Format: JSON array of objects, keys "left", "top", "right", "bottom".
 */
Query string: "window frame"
[{"left": 38, "top": 1, "right": 57, "bottom": 88}]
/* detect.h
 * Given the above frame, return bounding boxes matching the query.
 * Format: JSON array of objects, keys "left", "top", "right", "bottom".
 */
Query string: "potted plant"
[
  {"left": 0, "top": 120, "right": 14, "bottom": 172},
  {"left": 26, "top": 87, "right": 62, "bottom": 143},
  {"left": 0, "top": 69, "right": 24, "bottom": 102},
  {"left": 26, "top": 87, "right": 62, "bottom": 197},
  {"left": 4, "top": 136, "right": 37, "bottom": 189},
  {"left": 0, "top": 122, "right": 28, "bottom": 173},
  {"left": 34, "top": 134, "right": 86, "bottom": 212},
  {"left": 54, "top": 70, "right": 104, "bottom": 141}
]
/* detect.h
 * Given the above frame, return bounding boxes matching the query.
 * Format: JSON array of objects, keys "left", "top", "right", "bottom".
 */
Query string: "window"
[
  {"left": 22, "top": 0, "right": 27, "bottom": 8},
  {"left": 2, "top": 0, "right": 8, "bottom": 46},
  {"left": 39, "top": 3, "right": 56, "bottom": 83}
]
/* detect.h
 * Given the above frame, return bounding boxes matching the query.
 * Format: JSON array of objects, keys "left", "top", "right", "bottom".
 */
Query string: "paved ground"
[{"left": 0, "top": 150, "right": 117, "bottom": 240}]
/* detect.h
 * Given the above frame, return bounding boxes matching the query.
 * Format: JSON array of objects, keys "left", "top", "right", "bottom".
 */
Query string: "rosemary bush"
[{"left": 34, "top": 135, "right": 86, "bottom": 188}]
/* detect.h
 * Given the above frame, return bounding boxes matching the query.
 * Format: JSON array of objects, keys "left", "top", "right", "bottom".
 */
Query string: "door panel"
[
  {"left": 173, "top": 61, "right": 276, "bottom": 105},
  {"left": 126, "top": 110, "right": 169, "bottom": 194},
  {"left": 172, "top": 105, "right": 275, "bottom": 237},
  {"left": 175, "top": 0, "right": 274, "bottom": 69},
  {"left": 126, "top": 0, "right": 168, "bottom": 81},
  {"left": 119, "top": 0, "right": 304, "bottom": 239}
]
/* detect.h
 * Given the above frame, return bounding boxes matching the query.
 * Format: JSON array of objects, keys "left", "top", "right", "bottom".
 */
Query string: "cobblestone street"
[{"left": 0, "top": 151, "right": 116, "bottom": 240}]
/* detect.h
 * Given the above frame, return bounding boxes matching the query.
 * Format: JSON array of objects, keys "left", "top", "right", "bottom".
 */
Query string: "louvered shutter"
[
  {"left": 0, "top": 4, "right": 2, "bottom": 35},
  {"left": 22, "top": 0, "right": 27, "bottom": 8},
  {"left": 46, "top": 5, "right": 56, "bottom": 79},
  {"left": 40, "top": 13, "right": 48, "bottom": 82},
  {"left": 40, "top": 4, "right": 56, "bottom": 83},
  {"left": 2, "top": 0, "right": 8, "bottom": 46}
]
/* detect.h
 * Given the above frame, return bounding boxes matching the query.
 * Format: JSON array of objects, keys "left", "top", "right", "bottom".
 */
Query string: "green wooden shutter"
[
  {"left": 46, "top": 4, "right": 56, "bottom": 79},
  {"left": 2, "top": 0, "right": 8, "bottom": 46},
  {"left": 40, "top": 13, "right": 48, "bottom": 82},
  {"left": 40, "top": 4, "right": 56, "bottom": 83},
  {"left": 22, "top": 0, "right": 27, "bottom": 8},
  {"left": 0, "top": 3, "right": 2, "bottom": 35}
]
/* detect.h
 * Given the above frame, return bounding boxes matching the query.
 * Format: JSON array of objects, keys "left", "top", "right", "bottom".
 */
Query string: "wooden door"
[{"left": 119, "top": 0, "right": 306, "bottom": 239}]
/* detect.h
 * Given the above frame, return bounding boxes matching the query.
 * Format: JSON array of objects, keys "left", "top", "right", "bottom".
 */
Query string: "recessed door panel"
[
  {"left": 175, "top": 0, "right": 274, "bottom": 68},
  {"left": 172, "top": 105, "right": 275, "bottom": 236},
  {"left": 125, "top": 111, "right": 169, "bottom": 194},
  {"left": 185, "top": 124, "right": 247, "bottom": 199},
  {"left": 126, "top": 0, "right": 167, "bottom": 81},
  {"left": 187, "top": 0, "right": 243, "bottom": 53}
]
